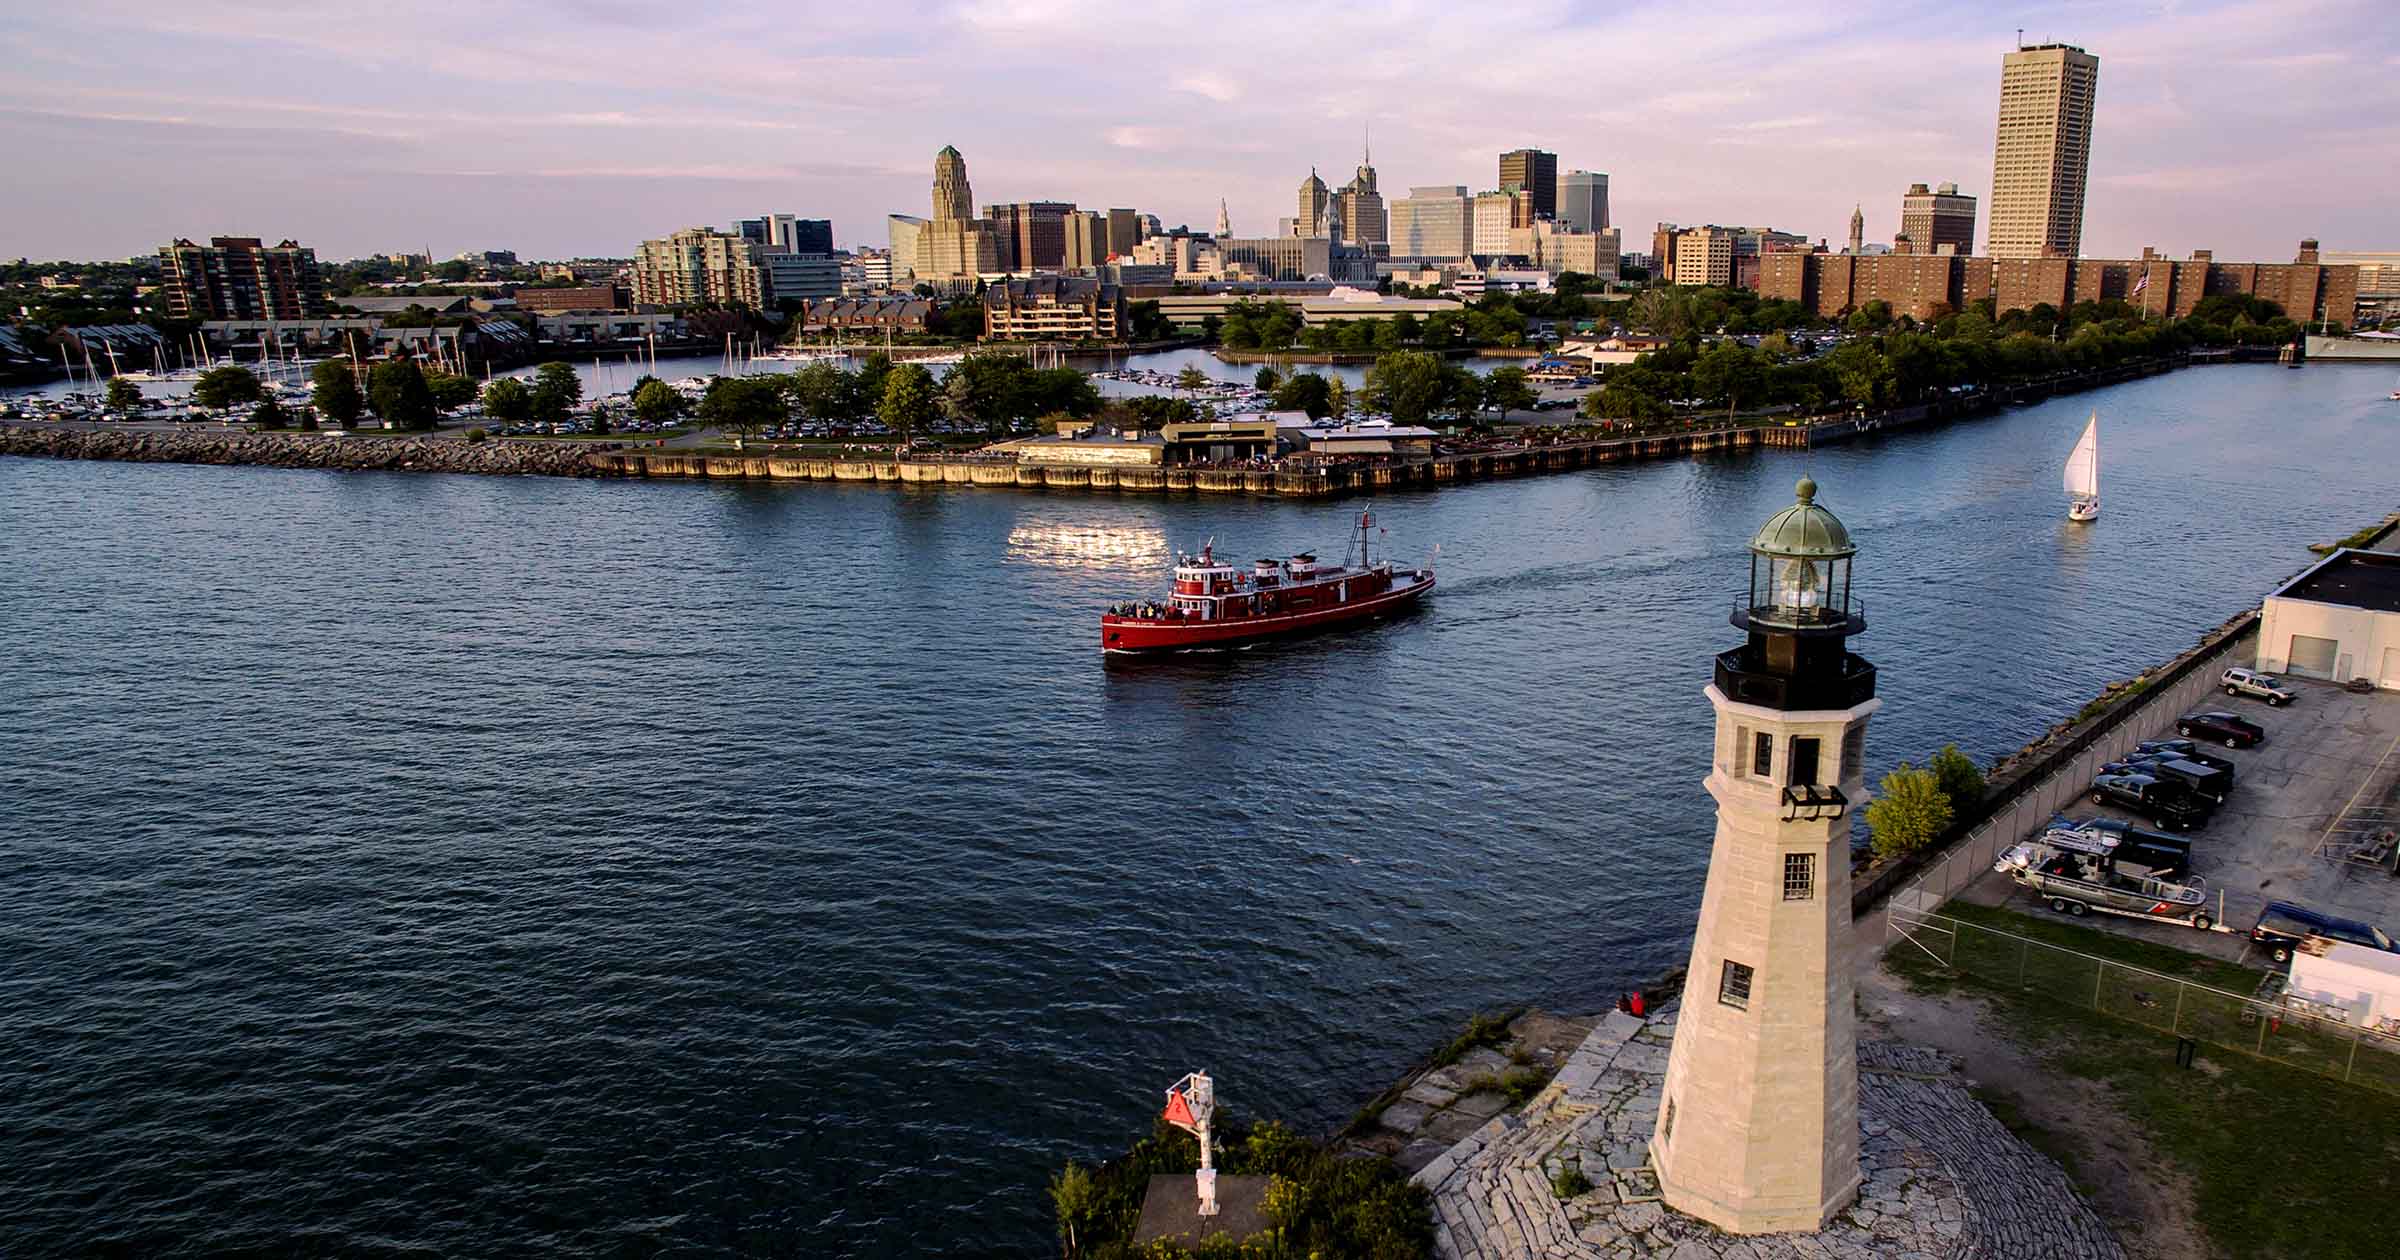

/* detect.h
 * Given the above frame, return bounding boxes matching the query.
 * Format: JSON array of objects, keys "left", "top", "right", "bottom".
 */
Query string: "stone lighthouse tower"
[{"left": 1649, "top": 476, "right": 1878, "bottom": 1234}]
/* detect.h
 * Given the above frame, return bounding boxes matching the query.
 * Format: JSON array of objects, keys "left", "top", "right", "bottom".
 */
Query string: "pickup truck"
[
  {"left": 2132, "top": 739, "right": 2237, "bottom": 778},
  {"left": 2089, "top": 772, "right": 2212, "bottom": 830},
  {"left": 2221, "top": 667, "right": 2297, "bottom": 706},
  {"left": 2101, "top": 754, "right": 2233, "bottom": 806}
]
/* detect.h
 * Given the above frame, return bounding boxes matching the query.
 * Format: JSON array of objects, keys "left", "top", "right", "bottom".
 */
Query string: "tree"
[
  {"left": 433, "top": 259, "right": 473, "bottom": 281},
  {"left": 249, "top": 396, "right": 288, "bottom": 429},
  {"left": 1325, "top": 376, "right": 1350, "bottom": 422},
  {"left": 878, "top": 362, "right": 940, "bottom": 443},
  {"left": 367, "top": 360, "right": 437, "bottom": 430},
  {"left": 1024, "top": 366, "right": 1101, "bottom": 418},
  {"left": 1866, "top": 763, "right": 1953, "bottom": 859},
  {"left": 192, "top": 365, "right": 263, "bottom": 412},
  {"left": 1483, "top": 366, "right": 1539, "bottom": 415},
  {"left": 424, "top": 370, "right": 478, "bottom": 412},
  {"left": 697, "top": 375, "right": 786, "bottom": 443},
  {"left": 1253, "top": 365, "right": 1282, "bottom": 392},
  {"left": 1691, "top": 342, "right": 1768, "bottom": 411},
  {"left": 311, "top": 360, "right": 363, "bottom": 427},
  {"left": 482, "top": 377, "right": 532, "bottom": 424},
  {"left": 105, "top": 377, "right": 143, "bottom": 412},
  {"left": 1122, "top": 395, "right": 1200, "bottom": 430},
  {"left": 632, "top": 379, "right": 688, "bottom": 425},
  {"left": 1175, "top": 365, "right": 1209, "bottom": 393},
  {"left": 1049, "top": 1161, "right": 1099, "bottom": 1259},
  {"left": 1273, "top": 371, "right": 1333, "bottom": 420},
  {"left": 942, "top": 352, "right": 1039, "bottom": 434},
  {"left": 530, "top": 361, "right": 582, "bottom": 424},
  {"left": 1362, "top": 350, "right": 1447, "bottom": 425},
  {"left": 1930, "top": 743, "right": 1986, "bottom": 811}
]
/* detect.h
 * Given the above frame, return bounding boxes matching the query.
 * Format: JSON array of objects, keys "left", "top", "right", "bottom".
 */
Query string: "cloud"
[
  {"left": 1172, "top": 74, "right": 1241, "bottom": 103},
  {"left": 1104, "top": 126, "right": 1171, "bottom": 150}
]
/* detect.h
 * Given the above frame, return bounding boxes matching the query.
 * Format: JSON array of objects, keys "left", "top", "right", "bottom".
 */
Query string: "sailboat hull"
[{"left": 2067, "top": 498, "right": 2100, "bottom": 522}]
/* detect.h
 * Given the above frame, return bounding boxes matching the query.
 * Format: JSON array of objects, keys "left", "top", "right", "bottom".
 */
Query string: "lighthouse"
[{"left": 1649, "top": 476, "right": 1878, "bottom": 1234}]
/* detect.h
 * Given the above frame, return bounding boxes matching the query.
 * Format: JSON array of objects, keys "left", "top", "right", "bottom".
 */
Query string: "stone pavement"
[{"left": 1408, "top": 1007, "right": 2123, "bottom": 1260}]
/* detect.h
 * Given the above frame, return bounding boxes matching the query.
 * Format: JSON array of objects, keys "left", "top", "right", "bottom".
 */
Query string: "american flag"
[{"left": 2131, "top": 272, "right": 2149, "bottom": 297}]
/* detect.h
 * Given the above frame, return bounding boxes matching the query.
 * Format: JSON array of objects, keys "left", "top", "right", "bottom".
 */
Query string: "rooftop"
[{"left": 2270, "top": 548, "right": 2400, "bottom": 615}]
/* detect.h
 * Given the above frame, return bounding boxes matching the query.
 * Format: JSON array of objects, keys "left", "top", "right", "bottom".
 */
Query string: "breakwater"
[{"left": 0, "top": 425, "right": 612, "bottom": 477}]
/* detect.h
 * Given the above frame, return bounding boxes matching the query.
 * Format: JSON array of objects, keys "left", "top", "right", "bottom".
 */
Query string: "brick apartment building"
[
  {"left": 982, "top": 277, "right": 1125, "bottom": 341},
  {"left": 1755, "top": 241, "right": 2359, "bottom": 326},
  {"left": 159, "top": 236, "right": 328, "bottom": 321}
]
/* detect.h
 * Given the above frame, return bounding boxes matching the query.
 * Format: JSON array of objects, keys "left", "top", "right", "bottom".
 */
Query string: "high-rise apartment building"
[
  {"left": 1898, "top": 183, "right": 1977, "bottom": 255},
  {"left": 1498, "top": 148, "right": 1558, "bottom": 221},
  {"left": 158, "top": 236, "right": 327, "bottom": 321},
  {"left": 1390, "top": 186, "right": 1471, "bottom": 261},
  {"left": 985, "top": 201, "right": 1076, "bottom": 272},
  {"left": 1557, "top": 171, "right": 1609, "bottom": 233},
  {"left": 1672, "top": 226, "right": 1738, "bottom": 288},
  {"left": 632, "top": 227, "right": 767, "bottom": 308},
  {"left": 1989, "top": 43, "right": 2099, "bottom": 259}
]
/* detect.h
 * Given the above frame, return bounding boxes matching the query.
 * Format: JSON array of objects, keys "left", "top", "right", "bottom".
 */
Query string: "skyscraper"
[
  {"left": 1988, "top": 42, "right": 2099, "bottom": 259},
  {"left": 1297, "top": 169, "right": 1330, "bottom": 237},
  {"left": 1336, "top": 148, "right": 1386, "bottom": 248},
  {"left": 932, "top": 145, "right": 974, "bottom": 221},
  {"left": 1898, "top": 183, "right": 1977, "bottom": 254},
  {"left": 1498, "top": 148, "right": 1558, "bottom": 221},
  {"left": 985, "top": 201, "right": 1076, "bottom": 272},
  {"left": 1557, "top": 171, "right": 1609, "bottom": 233},
  {"left": 1390, "top": 186, "right": 1471, "bottom": 261}
]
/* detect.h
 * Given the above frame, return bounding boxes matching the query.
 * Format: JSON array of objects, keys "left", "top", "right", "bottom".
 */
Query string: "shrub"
[
  {"left": 1432, "top": 1010, "right": 1516, "bottom": 1068},
  {"left": 1551, "top": 1165, "right": 1593, "bottom": 1199},
  {"left": 1866, "top": 763, "right": 1953, "bottom": 859},
  {"left": 1930, "top": 743, "right": 1986, "bottom": 810},
  {"left": 465, "top": 427, "right": 488, "bottom": 444}
]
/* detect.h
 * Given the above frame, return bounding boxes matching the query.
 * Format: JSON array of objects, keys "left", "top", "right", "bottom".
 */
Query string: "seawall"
[{"left": 0, "top": 425, "right": 618, "bottom": 477}]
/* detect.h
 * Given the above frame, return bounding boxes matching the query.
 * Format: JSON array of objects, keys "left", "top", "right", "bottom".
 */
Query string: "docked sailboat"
[{"left": 2064, "top": 412, "right": 2100, "bottom": 522}]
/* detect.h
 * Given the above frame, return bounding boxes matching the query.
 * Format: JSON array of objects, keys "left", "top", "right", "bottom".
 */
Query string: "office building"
[
  {"left": 1471, "top": 192, "right": 1516, "bottom": 256},
  {"left": 1989, "top": 42, "right": 2100, "bottom": 259},
  {"left": 1063, "top": 210, "right": 1111, "bottom": 270},
  {"left": 735, "top": 214, "right": 834, "bottom": 256},
  {"left": 1390, "top": 186, "right": 1472, "bottom": 262},
  {"left": 1558, "top": 171, "right": 1609, "bottom": 233},
  {"left": 887, "top": 215, "right": 928, "bottom": 282},
  {"left": 1106, "top": 209, "right": 1142, "bottom": 258},
  {"left": 1336, "top": 149, "right": 1387, "bottom": 248},
  {"left": 1507, "top": 223, "right": 1623, "bottom": 280},
  {"left": 761, "top": 252, "right": 841, "bottom": 306},
  {"left": 932, "top": 146, "right": 974, "bottom": 221},
  {"left": 512, "top": 286, "right": 625, "bottom": 314},
  {"left": 1216, "top": 236, "right": 1335, "bottom": 282},
  {"left": 986, "top": 201, "right": 1076, "bottom": 272},
  {"left": 632, "top": 227, "right": 767, "bottom": 308},
  {"left": 158, "top": 236, "right": 327, "bottom": 321},
  {"left": 1297, "top": 170, "right": 1330, "bottom": 236},
  {"left": 858, "top": 251, "right": 894, "bottom": 291},
  {"left": 1498, "top": 148, "right": 1558, "bottom": 221},
  {"left": 1899, "top": 183, "right": 1977, "bottom": 255},
  {"left": 983, "top": 276, "right": 1125, "bottom": 341}
]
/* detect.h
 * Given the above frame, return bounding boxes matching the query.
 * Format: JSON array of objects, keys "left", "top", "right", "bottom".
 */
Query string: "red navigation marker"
[{"left": 1162, "top": 1087, "right": 1197, "bottom": 1132}]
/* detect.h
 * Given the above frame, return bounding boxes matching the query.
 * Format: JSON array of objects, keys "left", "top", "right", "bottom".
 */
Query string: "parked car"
[
  {"left": 2089, "top": 772, "right": 2212, "bottom": 830},
  {"left": 2102, "top": 754, "right": 2234, "bottom": 806},
  {"left": 2176, "top": 711, "right": 2265, "bottom": 748},
  {"left": 2248, "top": 901, "right": 2399, "bottom": 965},
  {"left": 2132, "top": 739, "right": 2237, "bottom": 777},
  {"left": 2044, "top": 817, "right": 2196, "bottom": 880},
  {"left": 2221, "top": 667, "right": 2297, "bottom": 706}
]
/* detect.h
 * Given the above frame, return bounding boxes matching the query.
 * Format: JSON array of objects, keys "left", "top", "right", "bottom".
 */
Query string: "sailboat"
[
  {"left": 2387, "top": 372, "right": 2398, "bottom": 402},
  {"left": 2064, "top": 411, "right": 2100, "bottom": 522}
]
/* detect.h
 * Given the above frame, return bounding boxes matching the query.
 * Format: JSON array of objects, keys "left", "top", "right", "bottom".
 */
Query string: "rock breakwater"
[{"left": 0, "top": 425, "right": 616, "bottom": 478}]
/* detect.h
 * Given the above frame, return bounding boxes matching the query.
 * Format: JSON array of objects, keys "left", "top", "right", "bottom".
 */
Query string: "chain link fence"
[{"left": 1890, "top": 910, "right": 2400, "bottom": 1094}]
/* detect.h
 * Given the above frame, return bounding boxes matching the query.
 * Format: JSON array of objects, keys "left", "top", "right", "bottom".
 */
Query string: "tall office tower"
[
  {"left": 1989, "top": 42, "right": 2100, "bottom": 259},
  {"left": 735, "top": 214, "right": 833, "bottom": 255},
  {"left": 1899, "top": 183, "right": 1978, "bottom": 255},
  {"left": 1297, "top": 169, "right": 1330, "bottom": 237},
  {"left": 932, "top": 145, "right": 974, "bottom": 221},
  {"left": 1471, "top": 192, "right": 1517, "bottom": 256},
  {"left": 1336, "top": 149, "right": 1387, "bottom": 248},
  {"left": 1498, "top": 148, "right": 1558, "bottom": 221},
  {"left": 1390, "top": 186, "right": 1471, "bottom": 261},
  {"left": 1558, "top": 171, "right": 1609, "bottom": 233},
  {"left": 986, "top": 201, "right": 1076, "bottom": 272},
  {"left": 1105, "top": 208, "right": 1142, "bottom": 258}
]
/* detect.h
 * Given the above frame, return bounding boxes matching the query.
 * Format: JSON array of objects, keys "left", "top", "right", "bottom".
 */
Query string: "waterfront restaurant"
[{"left": 1159, "top": 417, "right": 1279, "bottom": 465}]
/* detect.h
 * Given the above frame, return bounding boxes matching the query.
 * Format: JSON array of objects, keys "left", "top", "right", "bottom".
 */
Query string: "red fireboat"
[{"left": 1100, "top": 512, "right": 1434, "bottom": 653}]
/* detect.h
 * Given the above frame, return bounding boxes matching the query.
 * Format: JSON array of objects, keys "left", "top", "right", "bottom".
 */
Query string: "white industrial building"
[{"left": 2256, "top": 547, "right": 2400, "bottom": 689}]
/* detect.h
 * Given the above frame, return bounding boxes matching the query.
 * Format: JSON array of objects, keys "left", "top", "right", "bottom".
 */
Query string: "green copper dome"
[{"left": 1750, "top": 476, "right": 1855, "bottom": 558}]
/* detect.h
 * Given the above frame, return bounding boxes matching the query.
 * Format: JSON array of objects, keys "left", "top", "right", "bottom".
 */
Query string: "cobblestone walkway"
[{"left": 1409, "top": 1008, "right": 2122, "bottom": 1260}]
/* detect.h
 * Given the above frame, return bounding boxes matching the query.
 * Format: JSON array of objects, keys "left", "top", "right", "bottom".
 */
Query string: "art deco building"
[
  {"left": 1989, "top": 43, "right": 2100, "bottom": 259},
  {"left": 916, "top": 146, "right": 1002, "bottom": 279},
  {"left": 1336, "top": 151, "right": 1387, "bottom": 248},
  {"left": 1297, "top": 169, "right": 1330, "bottom": 237}
]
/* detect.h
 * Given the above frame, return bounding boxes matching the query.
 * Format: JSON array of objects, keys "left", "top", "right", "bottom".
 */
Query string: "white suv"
[{"left": 2221, "top": 667, "right": 2296, "bottom": 706}]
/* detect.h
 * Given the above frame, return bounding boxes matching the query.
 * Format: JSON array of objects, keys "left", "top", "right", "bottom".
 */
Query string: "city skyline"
[{"left": 0, "top": 0, "right": 2394, "bottom": 262}]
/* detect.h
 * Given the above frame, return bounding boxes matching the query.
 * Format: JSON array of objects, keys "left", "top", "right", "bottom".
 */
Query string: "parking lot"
[{"left": 1960, "top": 677, "right": 2400, "bottom": 968}]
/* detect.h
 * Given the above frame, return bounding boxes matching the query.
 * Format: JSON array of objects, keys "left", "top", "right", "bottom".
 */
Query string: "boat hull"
[
  {"left": 1101, "top": 572, "right": 1433, "bottom": 652},
  {"left": 2067, "top": 496, "right": 2100, "bottom": 522}
]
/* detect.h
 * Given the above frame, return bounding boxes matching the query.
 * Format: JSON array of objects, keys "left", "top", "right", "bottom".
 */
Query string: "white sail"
[{"left": 2064, "top": 412, "right": 2099, "bottom": 499}]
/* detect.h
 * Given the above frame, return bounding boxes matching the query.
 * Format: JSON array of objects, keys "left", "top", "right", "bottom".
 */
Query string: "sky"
[{"left": 1, "top": 0, "right": 2394, "bottom": 265}]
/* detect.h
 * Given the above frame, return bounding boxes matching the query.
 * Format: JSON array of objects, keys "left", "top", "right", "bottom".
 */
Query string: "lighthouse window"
[
  {"left": 1718, "top": 960, "right": 1753, "bottom": 1010},
  {"left": 1789, "top": 737, "right": 1820, "bottom": 787},
  {"left": 1752, "top": 732, "right": 1774, "bottom": 780},
  {"left": 1842, "top": 724, "right": 1866, "bottom": 781},
  {"left": 1783, "top": 853, "right": 1816, "bottom": 901}
]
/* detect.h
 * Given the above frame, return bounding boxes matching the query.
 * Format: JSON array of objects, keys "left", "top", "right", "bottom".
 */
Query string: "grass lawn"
[
  {"left": 505, "top": 427, "right": 690, "bottom": 441},
  {"left": 1894, "top": 904, "right": 2400, "bottom": 1260}
]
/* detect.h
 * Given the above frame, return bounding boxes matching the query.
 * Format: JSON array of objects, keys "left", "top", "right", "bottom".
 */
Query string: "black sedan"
[{"left": 2176, "top": 711, "right": 2265, "bottom": 748}]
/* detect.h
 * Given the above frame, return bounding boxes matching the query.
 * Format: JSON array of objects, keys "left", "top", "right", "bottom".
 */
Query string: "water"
[{"left": 0, "top": 364, "right": 2391, "bottom": 1256}]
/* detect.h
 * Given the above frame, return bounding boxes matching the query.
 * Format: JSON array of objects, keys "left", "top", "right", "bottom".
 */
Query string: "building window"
[
  {"left": 1789, "top": 737, "right": 1820, "bottom": 787},
  {"left": 1752, "top": 732, "right": 1774, "bottom": 780},
  {"left": 1719, "top": 960, "right": 1753, "bottom": 1010},
  {"left": 1842, "top": 724, "right": 1866, "bottom": 782},
  {"left": 1784, "top": 853, "right": 1816, "bottom": 901}
]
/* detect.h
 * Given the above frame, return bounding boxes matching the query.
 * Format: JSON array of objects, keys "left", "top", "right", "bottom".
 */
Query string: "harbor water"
[{"left": 0, "top": 364, "right": 2393, "bottom": 1255}]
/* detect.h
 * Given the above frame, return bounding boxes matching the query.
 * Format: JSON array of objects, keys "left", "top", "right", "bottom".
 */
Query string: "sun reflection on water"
[{"left": 1004, "top": 522, "right": 1174, "bottom": 572}]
